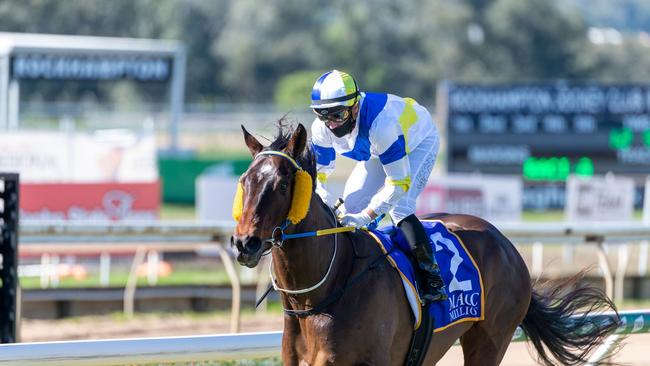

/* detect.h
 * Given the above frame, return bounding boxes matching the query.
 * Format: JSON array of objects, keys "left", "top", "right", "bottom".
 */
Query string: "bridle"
[
  {"left": 240, "top": 149, "right": 390, "bottom": 316},
  {"left": 252, "top": 150, "right": 352, "bottom": 295}
]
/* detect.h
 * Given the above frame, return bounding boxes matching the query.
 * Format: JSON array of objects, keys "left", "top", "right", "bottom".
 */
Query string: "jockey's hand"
[{"left": 340, "top": 211, "right": 373, "bottom": 228}]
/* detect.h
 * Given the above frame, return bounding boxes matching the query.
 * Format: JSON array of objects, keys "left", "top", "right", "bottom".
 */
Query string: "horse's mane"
[{"left": 267, "top": 118, "right": 317, "bottom": 187}]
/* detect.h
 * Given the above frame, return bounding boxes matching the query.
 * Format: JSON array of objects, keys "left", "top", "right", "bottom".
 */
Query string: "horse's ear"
[
  {"left": 286, "top": 124, "right": 307, "bottom": 158},
  {"left": 241, "top": 125, "right": 263, "bottom": 157}
]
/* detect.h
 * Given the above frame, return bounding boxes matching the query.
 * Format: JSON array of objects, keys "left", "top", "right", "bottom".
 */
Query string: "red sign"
[
  {"left": 416, "top": 185, "right": 445, "bottom": 214},
  {"left": 21, "top": 182, "right": 160, "bottom": 221},
  {"left": 416, "top": 185, "right": 484, "bottom": 216}
]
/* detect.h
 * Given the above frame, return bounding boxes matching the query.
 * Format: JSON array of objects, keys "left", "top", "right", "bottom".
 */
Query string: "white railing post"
[
  {"left": 123, "top": 247, "right": 146, "bottom": 318},
  {"left": 614, "top": 245, "right": 629, "bottom": 303},
  {"left": 215, "top": 243, "right": 241, "bottom": 333},
  {"left": 531, "top": 242, "right": 543, "bottom": 278},
  {"left": 595, "top": 240, "right": 614, "bottom": 300},
  {"left": 638, "top": 241, "right": 648, "bottom": 277},
  {"left": 99, "top": 252, "right": 111, "bottom": 287}
]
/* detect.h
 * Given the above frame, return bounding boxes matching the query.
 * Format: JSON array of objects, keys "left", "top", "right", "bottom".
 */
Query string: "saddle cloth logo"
[{"left": 368, "top": 220, "right": 484, "bottom": 331}]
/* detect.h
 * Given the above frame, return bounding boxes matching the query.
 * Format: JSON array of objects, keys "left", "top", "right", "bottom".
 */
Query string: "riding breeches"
[{"left": 342, "top": 132, "right": 439, "bottom": 223}]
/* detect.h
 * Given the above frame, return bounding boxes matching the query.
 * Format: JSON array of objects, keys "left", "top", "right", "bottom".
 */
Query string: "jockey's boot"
[
  {"left": 397, "top": 214, "right": 448, "bottom": 303},
  {"left": 412, "top": 241, "right": 447, "bottom": 302}
]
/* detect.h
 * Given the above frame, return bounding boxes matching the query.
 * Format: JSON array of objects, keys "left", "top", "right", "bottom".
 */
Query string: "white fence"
[
  {"left": 19, "top": 220, "right": 650, "bottom": 302},
  {"left": 1, "top": 309, "right": 648, "bottom": 366},
  {"left": 0, "top": 331, "right": 281, "bottom": 366},
  {"left": 10, "top": 220, "right": 650, "bottom": 364}
]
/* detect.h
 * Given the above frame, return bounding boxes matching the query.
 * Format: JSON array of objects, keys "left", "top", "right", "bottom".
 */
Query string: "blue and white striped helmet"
[{"left": 310, "top": 70, "right": 360, "bottom": 109}]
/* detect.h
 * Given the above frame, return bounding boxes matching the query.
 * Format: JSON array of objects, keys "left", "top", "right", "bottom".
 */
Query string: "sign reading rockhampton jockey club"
[
  {"left": 444, "top": 82, "right": 650, "bottom": 211},
  {"left": 446, "top": 83, "right": 650, "bottom": 177},
  {"left": 10, "top": 53, "right": 171, "bottom": 82}
]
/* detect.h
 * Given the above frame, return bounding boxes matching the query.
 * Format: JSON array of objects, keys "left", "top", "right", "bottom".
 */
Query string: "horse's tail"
[{"left": 520, "top": 272, "right": 621, "bottom": 366}]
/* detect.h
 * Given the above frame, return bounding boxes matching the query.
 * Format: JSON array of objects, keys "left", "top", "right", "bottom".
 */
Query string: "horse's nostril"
[{"left": 247, "top": 236, "right": 262, "bottom": 253}]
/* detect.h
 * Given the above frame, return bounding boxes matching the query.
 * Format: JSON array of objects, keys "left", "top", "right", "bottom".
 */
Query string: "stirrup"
[{"left": 421, "top": 286, "right": 448, "bottom": 302}]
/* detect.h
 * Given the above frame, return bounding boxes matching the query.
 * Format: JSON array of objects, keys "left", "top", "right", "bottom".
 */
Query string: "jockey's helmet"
[{"left": 310, "top": 70, "right": 360, "bottom": 137}]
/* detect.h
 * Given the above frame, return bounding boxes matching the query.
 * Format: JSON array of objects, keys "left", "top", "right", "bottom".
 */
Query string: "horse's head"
[{"left": 230, "top": 123, "right": 315, "bottom": 267}]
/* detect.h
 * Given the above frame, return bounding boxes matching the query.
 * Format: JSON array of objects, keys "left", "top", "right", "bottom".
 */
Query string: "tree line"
[{"left": 2, "top": 0, "right": 650, "bottom": 108}]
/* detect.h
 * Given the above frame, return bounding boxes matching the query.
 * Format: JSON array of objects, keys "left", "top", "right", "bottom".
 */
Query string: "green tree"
[{"left": 274, "top": 70, "right": 324, "bottom": 108}]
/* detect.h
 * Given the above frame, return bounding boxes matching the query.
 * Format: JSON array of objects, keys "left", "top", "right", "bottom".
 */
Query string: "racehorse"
[{"left": 231, "top": 122, "right": 620, "bottom": 366}]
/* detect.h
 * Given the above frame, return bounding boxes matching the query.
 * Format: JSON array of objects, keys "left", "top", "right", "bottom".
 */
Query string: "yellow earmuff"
[
  {"left": 232, "top": 182, "right": 244, "bottom": 222},
  {"left": 287, "top": 169, "right": 312, "bottom": 224},
  {"left": 231, "top": 171, "right": 313, "bottom": 224},
  {"left": 232, "top": 150, "right": 313, "bottom": 225}
]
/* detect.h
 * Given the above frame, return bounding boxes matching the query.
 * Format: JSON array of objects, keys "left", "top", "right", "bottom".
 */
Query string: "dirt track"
[
  {"left": 20, "top": 312, "right": 650, "bottom": 365},
  {"left": 20, "top": 312, "right": 283, "bottom": 342},
  {"left": 439, "top": 333, "right": 650, "bottom": 365}
]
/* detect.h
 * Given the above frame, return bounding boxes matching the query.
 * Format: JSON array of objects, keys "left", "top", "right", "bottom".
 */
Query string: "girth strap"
[{"left": 405, "top": 301, "right": 435, "bottom": 365}]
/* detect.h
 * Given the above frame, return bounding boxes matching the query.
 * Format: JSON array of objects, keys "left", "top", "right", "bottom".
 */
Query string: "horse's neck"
[{"left": 271, "top": 196, "right": 349, "bottom": 304}]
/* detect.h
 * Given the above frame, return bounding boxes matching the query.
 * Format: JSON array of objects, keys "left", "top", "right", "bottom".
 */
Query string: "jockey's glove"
[{"left": 340, "top": 211, "right": 373, "bottom": 228}]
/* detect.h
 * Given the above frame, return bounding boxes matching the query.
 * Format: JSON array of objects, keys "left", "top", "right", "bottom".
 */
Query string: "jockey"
[{"left": 309, "top": 70, "right": 447, "bottom": 302}]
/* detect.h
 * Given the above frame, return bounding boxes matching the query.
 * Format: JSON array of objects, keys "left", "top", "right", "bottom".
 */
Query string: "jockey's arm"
[
  {"left": 366, "top": 158, "right": 410, "bottom": 219},
  {"left": 366, "top": 125, "right": 411, "bottom": 219},
  {"left": 311, "top": 121, "right": 337, "bottom": 206}
]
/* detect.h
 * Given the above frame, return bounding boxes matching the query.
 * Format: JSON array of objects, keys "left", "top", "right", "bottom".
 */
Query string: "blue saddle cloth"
[{"left": 367, "top": 219, "right": 484, "bottom": 331}]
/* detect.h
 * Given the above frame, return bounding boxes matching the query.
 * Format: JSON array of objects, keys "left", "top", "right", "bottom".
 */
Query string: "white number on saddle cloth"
[{"left": 430, "top": 232, "right": 473, "bottom": 292}]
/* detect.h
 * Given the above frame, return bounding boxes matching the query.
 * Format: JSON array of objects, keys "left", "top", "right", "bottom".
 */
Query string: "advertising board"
[
  {"left": 565, "top": 175, "right": 635, "bottom": 221},
  {"left": 21, "top": 182, "right": 160, "bottom": 221},
  {"left": 416, "top": 174, "right": 522, "bottom": 222}
]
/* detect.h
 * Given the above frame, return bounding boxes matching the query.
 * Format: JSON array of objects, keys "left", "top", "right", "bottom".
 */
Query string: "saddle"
[{"left": 366, "top": 220, "right": 485, "bottom": 365}]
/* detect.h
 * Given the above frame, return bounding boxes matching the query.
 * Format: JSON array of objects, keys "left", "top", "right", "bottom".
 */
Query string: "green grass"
[
  {"left": 522, "top": 209, "right": 645, "bottom": 222},
  {"left": 522, "top": 210, "right": 565, "bottom": 222},
  {"left": 160, "top": 205, "right": 645, "bottom": 223},
  {"left": 618, "top": 299, "right": 650, "bottom": 310},
  {"left": 20, "top": 268, "right": 232, "bottom": 289},
  {"left": 161, "top": 204, "right": 197, "bottom": 220}
]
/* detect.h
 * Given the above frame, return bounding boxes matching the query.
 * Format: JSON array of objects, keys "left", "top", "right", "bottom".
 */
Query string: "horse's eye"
[{"left": 279, "top": 181, "right": 289, "bottom": 193}]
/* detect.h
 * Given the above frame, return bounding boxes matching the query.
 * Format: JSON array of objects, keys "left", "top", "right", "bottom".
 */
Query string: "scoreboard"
[{"left": 445, "top": 83, "right": 650, "bottom": 180}]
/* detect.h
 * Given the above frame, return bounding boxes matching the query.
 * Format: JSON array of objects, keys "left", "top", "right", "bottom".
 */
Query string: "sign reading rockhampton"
[{"left": 11, "top": 54, "right": 171, "bottom": 81}]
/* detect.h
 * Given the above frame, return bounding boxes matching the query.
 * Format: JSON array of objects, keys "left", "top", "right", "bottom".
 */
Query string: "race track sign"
[
  {"left": 444, "top": 83, "right": 650, "bottom": 179},
  {"left": 564, "top": 175, "right": 635, "bottom": 221},
  {"left": 11, "top": 53, "right": 171, "bottom": 82}
]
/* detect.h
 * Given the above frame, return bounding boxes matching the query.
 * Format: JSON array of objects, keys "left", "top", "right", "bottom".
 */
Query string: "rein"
[
  {"left": 269, "top": 208, "right": 341, "bottom": 295},
  {"left": 266, "top": 218, "right": 356, "bottom": 247}
]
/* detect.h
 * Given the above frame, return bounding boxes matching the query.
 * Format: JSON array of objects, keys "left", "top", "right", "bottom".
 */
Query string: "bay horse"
[{"left": 231, "top": 123, "right": 620, "bottom": 366}]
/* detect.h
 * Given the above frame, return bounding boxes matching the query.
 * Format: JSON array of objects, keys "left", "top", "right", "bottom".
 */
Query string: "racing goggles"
[{"left": 313, "top": 106, "right": 352, "bottom": 124}]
